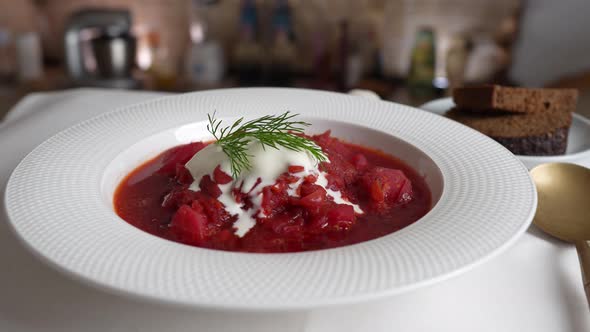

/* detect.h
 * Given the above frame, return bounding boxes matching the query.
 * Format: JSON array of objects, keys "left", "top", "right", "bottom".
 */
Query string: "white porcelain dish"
[
  {"left": 5, "top": 88, "right": 536, "bottom": 310},
  {"left": 420, "top": 97, "right": 590, "bottom": 169}
]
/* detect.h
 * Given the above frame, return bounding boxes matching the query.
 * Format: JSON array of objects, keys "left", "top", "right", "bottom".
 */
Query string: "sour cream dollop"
[{"left": 184, "top": 141, "right": 362, "bottom": 237}]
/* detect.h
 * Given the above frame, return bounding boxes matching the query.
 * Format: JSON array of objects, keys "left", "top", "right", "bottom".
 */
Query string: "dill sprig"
[{"left": 207, "top": 111, "right": 328, "bottom": 178}]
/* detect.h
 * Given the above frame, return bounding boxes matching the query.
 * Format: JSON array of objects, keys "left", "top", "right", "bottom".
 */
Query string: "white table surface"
[{"left": 0, "top": 88, "right": 588, "bottom": 332}]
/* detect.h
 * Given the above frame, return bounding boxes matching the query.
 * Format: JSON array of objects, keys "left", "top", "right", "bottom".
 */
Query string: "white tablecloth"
[{"left": 0, "top": 88, "right": 588, "bottom": 332}]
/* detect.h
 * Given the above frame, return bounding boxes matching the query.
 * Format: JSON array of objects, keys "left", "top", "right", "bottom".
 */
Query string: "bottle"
[
  {"left": 310, "top": 27, "right": 332, "bottom": 88},
  {"left": 185, "top": 0, "right": 225, "bottom": 86},
  {"left": 271, "top": 0, "right": 294, "bottom": 41},
  {"left": 268, "top": 0, "right": 295, "bottom": 86},
  {"left": 147, "top": 32, "right": 176, "bottom": 90},
  {"left": 366, "top": 28, "right": 384, "bottom": 81},
  {"left": 234, "top": 0, "right": 263, "bottom": 86},
  {"left": 0, "top": 28, "right": 14, "bottom": 83},
  {"left": 445, "top": 34, "right": 470, "bottom": 92},
  {"left": 16, "top": 32, "right": 43, "bottom": 83},
  {"left": 407, "top": 27, "right": 438, "bottom": 98}
]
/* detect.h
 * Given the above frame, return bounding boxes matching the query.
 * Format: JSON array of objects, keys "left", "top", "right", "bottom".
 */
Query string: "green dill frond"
[{"left": 206, "top": 111, "right": 327, "bottom": 178}]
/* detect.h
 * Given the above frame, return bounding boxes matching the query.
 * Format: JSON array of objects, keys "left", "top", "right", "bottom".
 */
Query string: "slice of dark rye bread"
[
  {"left": 445, "top": 108, "right": 572, "bottom": 155},
  {"left": 452, "top": 85, "right": 578, "bottom": 114}
]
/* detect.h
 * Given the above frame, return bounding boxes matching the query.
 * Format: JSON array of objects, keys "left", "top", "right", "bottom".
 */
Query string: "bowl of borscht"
[{"left": 5, "top": 88, "right": 536, "bottom": 310}]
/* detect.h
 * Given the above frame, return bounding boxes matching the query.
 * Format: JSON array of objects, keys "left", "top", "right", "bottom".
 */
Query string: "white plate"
[
  {"left": 420, "top": 97, "right": 590, "bottom": 169},
  {"left": 4, "top": 88, "right": 536, "bottom": 310}
]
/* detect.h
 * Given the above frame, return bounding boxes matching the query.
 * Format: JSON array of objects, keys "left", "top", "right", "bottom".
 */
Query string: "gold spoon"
[{"left": 531, "top": 162, "right": 590, "bottom": 305}]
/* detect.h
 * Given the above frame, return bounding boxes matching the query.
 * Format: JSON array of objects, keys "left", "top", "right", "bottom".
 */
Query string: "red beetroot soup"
[{"left": 114, "top": 131, "right": 431, "bottom": 253}]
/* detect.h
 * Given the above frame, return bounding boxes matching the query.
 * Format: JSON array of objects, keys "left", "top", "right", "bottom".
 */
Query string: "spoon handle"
[{"left": 574, "top": 240, "right": 590, "bottom": 307}]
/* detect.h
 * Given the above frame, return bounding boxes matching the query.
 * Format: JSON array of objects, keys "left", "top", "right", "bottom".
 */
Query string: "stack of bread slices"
[{"left": 447, "top": 85, "right": 578, "bottom": 155}]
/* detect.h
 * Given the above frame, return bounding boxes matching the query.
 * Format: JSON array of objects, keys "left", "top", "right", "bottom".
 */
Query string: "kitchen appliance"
[{"left": 64, "top": 9, "right": 138, "bottom": 88}]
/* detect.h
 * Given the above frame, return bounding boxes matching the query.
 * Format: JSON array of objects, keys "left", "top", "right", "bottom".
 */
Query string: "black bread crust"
[{"left": 490, "top": 127, "right": 569, "bottom": 155}]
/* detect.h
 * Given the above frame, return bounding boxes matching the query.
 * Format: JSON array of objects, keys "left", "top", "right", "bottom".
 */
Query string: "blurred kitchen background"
[{"left": 1, "top": 0, "right": 590, "bottom": 119}]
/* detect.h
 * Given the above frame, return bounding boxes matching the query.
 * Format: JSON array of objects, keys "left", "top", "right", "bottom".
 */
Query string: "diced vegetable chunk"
[
  {"left": 361, "top": 167, "right": 413, "bottom": 206},
  {"left": 158, "top": 142, "right": 206, "bottom": 175},
  {"left": 170, "top": 205, "right": 208, "bottom": 245}
]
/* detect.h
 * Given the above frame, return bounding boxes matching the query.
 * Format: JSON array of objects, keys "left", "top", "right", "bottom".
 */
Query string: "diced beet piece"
[
  {"left": 175, "top": 164, "right": 194, "bottom": 185},
  {"left": 260, "top": 186, "right": 288, "bottom": 217},
  {"left": 322, "top": 173, "right": 343, "bottom": 192},
  {"left": 191, "top": 200, "right": 204, "bottom": 213},
  {"left": 157, "top": 142, "right": 206, "bottom": 175},
  {"left": 162, "top": 188, "right": 197, "bottom": 209},
  {"left": 299, "top": 182, "right": 323, "bottom": 197},
  {"left": 308, "top": 215, "right": 329, "bottom": 234},
  {"left": 288, "top": 165, "right": 305, "bottom": 173},
  {"left": 303, "top": 174, "right": 318, "bottom": 184},
  {"left": 267, "top": 213, "right": 304, "bottom": 236},
  {"left": 321, "top": 154, "right": 357, "bottom": 186},
  {"left": 213, "top": 165, "right": 232, "bottom": 184},
  {"left": 170, "top": 205, "right": 208, "bottom": 245},
  {"left": 308, "top": 204, "right": 355, "bottom": 233},
  {"left": 298, "top": 187, "right": 327, "bottom": 208},
  {"left": 309, "top": 204, "right": 356, "bottom": 234},
  {"left": 361, "top": 167, "right": 413, "bottom": 205},
  {"left": 196, "top": 193, "right": 234, "bottom": 227},
  {"left": 311, "top": 130, "right": 332, "bottom": 148},
  {"left": 285, "top": 174, "right": 299, "bottom": 184},
  {"left": 370, "top": 179, "right": 385, "bottom": 202},
  {"left": 351, "top": 153, "right": 368, "bottom": 170},
  {"left": 326, "top": 204, "right": 355, "bottom": 229},
  {"left": 398, "top": 181, "right": 413, "bottom": 203},
  {"left": 312, "top": 130, "right": 354, "bottom": 159},
  {"left": 199, "top": 175, "right": 222, "bottom": 198}
]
